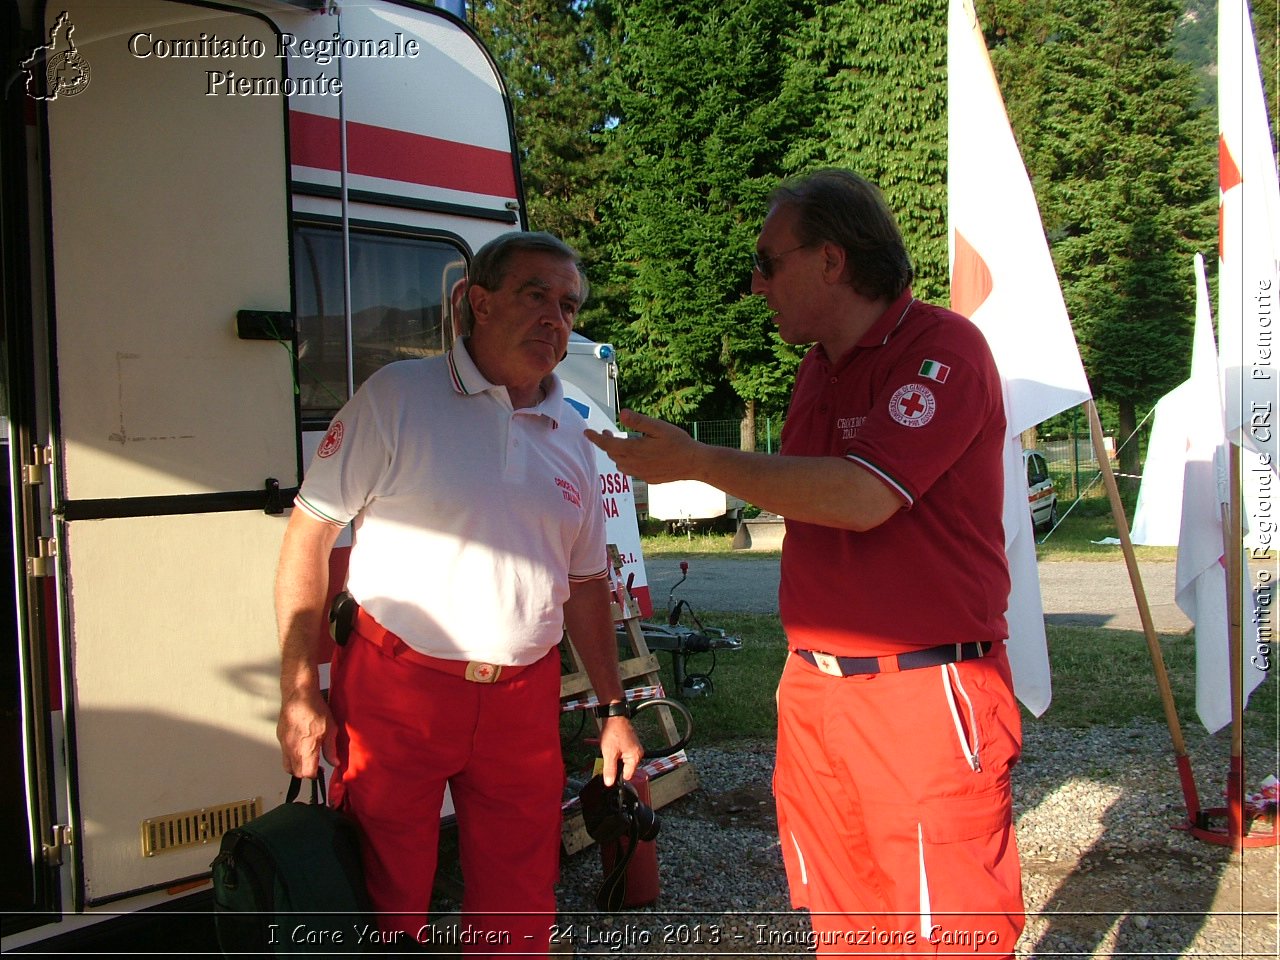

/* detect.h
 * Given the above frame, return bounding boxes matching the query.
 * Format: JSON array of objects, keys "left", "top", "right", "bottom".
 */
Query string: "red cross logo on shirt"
[
  {"left": 317, "top": 419, "right": 344, "bottom": 458},
  {"left": 888, "top": 383, "right": 937, "bottom": 428},
  {"left": 897, "top": 392, "right": 927, "bottom": 419}
]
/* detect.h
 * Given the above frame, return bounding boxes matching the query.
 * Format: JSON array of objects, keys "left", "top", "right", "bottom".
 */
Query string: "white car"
[{"left": 1024, "top": 449, "right": 1058, "bottom": 533}]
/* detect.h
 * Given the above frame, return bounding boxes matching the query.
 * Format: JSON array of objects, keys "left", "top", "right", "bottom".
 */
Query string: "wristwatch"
[{"left": 594, "top": 700, "right": 629, "bottom": 719}]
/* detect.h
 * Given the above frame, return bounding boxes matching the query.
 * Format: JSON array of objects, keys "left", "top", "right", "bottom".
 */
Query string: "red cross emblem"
[
  {"left": 897, "top": 392, "right": 927, "bottom": 418},
  {"left": 317, "top": 420, "right": 344, "bottom": 458},
  {"left": 888, "top": 383, "right": 936, "bottom": 428},
  {"left": 465, "top": 661, "right": 502, "bottom": 683}
]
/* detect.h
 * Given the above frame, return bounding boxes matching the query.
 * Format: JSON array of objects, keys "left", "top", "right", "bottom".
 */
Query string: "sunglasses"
[{"left": 751, "top": 243, "right": 810, "bottom": 279}]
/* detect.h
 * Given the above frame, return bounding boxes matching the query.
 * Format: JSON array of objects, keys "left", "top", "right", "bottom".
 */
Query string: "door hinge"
[
  {"left": 27, "top": 537, "right": 56, "bottom": 578},
  {"left": 23, "top": 445, "right": 53, "bottom": 486},
  {"left": 43, "top": 823, "right": 72, "bottom": 867}
]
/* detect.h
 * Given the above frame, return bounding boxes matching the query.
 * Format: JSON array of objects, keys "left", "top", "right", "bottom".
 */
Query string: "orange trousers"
[
  {"left": 328, "top": 632, "right": 563, "bottom": 956},
  {"left": 774, "top": 647, "right": 1024, "bottom": 957}
]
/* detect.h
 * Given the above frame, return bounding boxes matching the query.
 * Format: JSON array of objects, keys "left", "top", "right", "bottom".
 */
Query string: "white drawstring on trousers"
[{"left": 940, "top": 662, "right": 982, "bottom": 772}]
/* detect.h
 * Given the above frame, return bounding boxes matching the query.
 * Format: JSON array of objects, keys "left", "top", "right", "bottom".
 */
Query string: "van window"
[
  {"left": 293, "top": 224, "right": 467, "bottom": 423},
  {"left": 1026, "top": 452, "right": 1049, "bottom": 485}
]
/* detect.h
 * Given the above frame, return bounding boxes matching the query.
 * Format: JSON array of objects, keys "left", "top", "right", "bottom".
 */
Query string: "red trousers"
[
  {"left": 774, "top": 647, "right": 1024, "bottom": 958},
  {"left": 328, "top": 632, "right": 563, "bottom": 956}
]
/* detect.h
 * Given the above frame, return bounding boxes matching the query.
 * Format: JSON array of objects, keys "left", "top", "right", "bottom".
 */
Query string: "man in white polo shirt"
[{"left": 275, "top": 232, "right": 642, "bottom": 954}]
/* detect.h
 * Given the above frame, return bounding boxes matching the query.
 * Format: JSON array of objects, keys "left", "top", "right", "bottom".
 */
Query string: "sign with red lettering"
[{"left": 563, "top": 384, "right": 650, "bottom": 617}]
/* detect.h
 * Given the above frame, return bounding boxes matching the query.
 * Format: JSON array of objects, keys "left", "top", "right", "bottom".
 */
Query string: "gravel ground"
[
  {"left": 547, "top": 557, "right": 1279, "bottom": 958},
  {"left": 554, "top": 725, "right": 1278, "bottom": 958}
]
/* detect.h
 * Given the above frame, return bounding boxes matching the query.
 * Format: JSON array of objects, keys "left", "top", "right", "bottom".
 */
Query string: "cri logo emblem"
[
  {"left": 888, "top": 383, "right": 936, "bottom": 428},
  {"left": 22, "top": 12, "right": 91, "bottom": 101},
  {"left": 317, "top": 420, "right": 345, "bottom": 458}
]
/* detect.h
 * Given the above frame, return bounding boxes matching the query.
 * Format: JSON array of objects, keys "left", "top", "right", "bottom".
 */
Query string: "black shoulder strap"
[{"left": 594, "top": 818, "right": 638, "bottom": 912}]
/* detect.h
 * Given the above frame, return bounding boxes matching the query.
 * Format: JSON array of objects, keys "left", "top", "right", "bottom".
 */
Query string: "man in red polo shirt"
[{"left": 587, "top": 170, "right": 1023, "bottom": 956}]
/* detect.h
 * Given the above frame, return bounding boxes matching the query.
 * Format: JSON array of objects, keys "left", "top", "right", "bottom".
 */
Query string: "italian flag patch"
[{"left": 918, "top": 359, "right": 951, "bottom": 383}]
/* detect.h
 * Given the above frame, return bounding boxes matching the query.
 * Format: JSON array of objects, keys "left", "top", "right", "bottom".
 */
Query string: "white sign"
[{"left": 562, "top": 384, "right": 651, "bottom": 617}]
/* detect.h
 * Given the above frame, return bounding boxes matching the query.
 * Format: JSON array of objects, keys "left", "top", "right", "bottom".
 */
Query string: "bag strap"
[
  {"left": 594, "top": 817, "right": 638, "bottom": 912},
  {"left": 284, "top": 768, "right": 327, "bottom": 805}
]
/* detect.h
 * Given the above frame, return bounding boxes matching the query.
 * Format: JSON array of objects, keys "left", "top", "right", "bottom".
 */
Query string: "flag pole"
[
  {"left": 1224, "top": 445, "right": 1245, "bottom": 848},
  {"left": 1085, "top": 400, "right": 1202, "bottom": 824},
  {"left": 1192, "top": 440, "right": 1280, "bottom": 848}
]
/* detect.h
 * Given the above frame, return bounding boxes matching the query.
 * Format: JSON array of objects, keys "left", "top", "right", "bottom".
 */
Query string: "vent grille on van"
[{"left": 140, "top": 797, "right": 261, "bottom": 857}]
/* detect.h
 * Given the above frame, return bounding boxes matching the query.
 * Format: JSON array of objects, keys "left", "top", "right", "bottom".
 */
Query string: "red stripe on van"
[{"left": 290, "top": 111, "right": 518, "bottom": 198}]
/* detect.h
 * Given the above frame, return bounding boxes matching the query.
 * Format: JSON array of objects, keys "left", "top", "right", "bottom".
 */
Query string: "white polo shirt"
[{"left": 296, "top": 339, "right": 608, "bottom": 666}]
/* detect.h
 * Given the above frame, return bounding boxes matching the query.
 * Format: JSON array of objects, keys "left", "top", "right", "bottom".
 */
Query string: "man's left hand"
[{"left": 599, "top": 715, "right": 644, "bottom": 785}]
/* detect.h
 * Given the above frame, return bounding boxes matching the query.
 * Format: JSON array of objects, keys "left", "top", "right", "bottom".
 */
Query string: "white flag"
[
  {"left": 948, "top": 0, "right": 1092, "bottom": 715},
  {"left": 1178, "top": 255, "right": 1268, "bottom": 731},
  {"left": 1131, "top": 382, "right": 1193, "bottom": 547},
  {"left": 1219, "top": 0, "right": 1280, "bottom": 466}
]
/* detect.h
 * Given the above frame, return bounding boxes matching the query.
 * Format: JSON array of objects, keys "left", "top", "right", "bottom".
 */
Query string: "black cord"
[{"left": 688, "top": 648, "right": 717, "bottom": 679}]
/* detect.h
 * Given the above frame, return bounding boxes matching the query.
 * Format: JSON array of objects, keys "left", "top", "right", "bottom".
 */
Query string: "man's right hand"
[
  {"left": 277, "top": 688, "right": 337, "bottom": 779},
  {"left": 584, "top": 409, "right": 700, "bottom": 485},
  {"left": 274, "top": 509, "right": 346, "bottom": 779}
]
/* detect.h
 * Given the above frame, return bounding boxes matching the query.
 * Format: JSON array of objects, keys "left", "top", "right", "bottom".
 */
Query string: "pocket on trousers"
[{"left": 919, "top": 788, "right": 1011, "bottom": 844}]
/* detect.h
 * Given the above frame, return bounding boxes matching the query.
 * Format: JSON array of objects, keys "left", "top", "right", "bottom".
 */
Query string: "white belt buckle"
[
  {"left": 812, "top": 652, "right": 843, "bottom": 677},
  {"left": 465, "top": 661, "right": 502, "bottom": 683}
]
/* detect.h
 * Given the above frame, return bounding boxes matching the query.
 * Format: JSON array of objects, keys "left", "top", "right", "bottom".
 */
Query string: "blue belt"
[{"left": 795, "top": 641, "right": 994, "bottom": 677}]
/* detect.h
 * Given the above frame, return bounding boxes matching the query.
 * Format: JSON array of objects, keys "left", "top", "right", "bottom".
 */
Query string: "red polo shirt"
[{"left": 779, "top": 290, "right": 1010, "bottom": 656}]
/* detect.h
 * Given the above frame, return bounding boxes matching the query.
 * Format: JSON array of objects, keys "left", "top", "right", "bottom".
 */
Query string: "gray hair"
[
  {"left": 768, "top": 169, "right": 915, "bottom": 301},
  {"left": 455, "top": 231, "right": 589, "bottom": 335}
]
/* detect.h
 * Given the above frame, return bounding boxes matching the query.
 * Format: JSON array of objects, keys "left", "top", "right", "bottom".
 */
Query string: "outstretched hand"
[{"left": 584, "top": 409, "right": 700, "bottom": 484}]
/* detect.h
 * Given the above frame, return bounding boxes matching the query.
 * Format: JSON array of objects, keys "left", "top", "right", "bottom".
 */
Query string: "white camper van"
[{"left": 0, "top": 1, "right": 639, "bottom": 949}]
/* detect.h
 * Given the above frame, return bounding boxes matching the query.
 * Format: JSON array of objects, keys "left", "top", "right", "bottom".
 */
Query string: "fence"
[
  {"left": 682, "top": 418, "right": 782, "bottom": 454},
  {"left": 1041, "top": 438, "right": 1106, "bottom": 501}
]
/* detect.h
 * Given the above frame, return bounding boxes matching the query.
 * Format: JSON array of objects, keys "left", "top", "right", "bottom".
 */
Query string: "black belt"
[{"left": 795, "top": 641, "right": 994, "bottom": 677}]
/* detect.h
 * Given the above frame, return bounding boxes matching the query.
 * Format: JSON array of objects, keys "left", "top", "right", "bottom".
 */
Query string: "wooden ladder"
[{"left": 558, "top": 546, "right": 700, "bottom": 854}]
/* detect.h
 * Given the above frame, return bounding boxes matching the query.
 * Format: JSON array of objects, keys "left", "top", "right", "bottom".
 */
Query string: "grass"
[
  {"left": 560, "top": 612, "right": 788, "bottom": 778},
  {"left": 639, "top": 529, "right": 767, "bottom": 557},
  {"left": 1038, "top": 624, "right": 1278, "bottom": 730},
  {"left": 1041, "top": 624, "right": 1195, "bottom": 728},
  {"left": 1034, "top": 500, "right": 1178, "bottom": 562}
]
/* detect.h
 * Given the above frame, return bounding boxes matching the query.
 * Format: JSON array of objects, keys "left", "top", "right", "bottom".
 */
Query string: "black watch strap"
[{"left": 594, "top": 700, "right": 629, "bottom": 719}]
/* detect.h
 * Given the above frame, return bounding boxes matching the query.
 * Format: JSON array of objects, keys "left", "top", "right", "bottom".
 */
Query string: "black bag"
[
  {"left": 579, "top": 773, "right": 659, "bottom": 849},
  {"left": 211, "top": 771, "right": 373, "bottom": 954},
  {"left": 578, "top": 769, "right": 660, "bottom": 911}
]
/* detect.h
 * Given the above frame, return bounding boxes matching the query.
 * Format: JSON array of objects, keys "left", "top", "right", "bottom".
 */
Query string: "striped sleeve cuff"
[
  {"left": 845, "top": 454, "right": 914, "bottom": 506},
  {"left": 568, "top": 566, "right": 610, "bottom": 584},
  {"left": 293, "top": 494, "right": 348, "bottom": 526}
]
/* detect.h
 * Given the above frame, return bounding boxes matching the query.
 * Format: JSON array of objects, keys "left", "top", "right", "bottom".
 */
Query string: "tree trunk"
[
  {"left": 1117, "top": 399, "right": 1139, "bottom": 495},
  {"left": 740, "top": 400, "right": 756, "bottom": 452}
]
